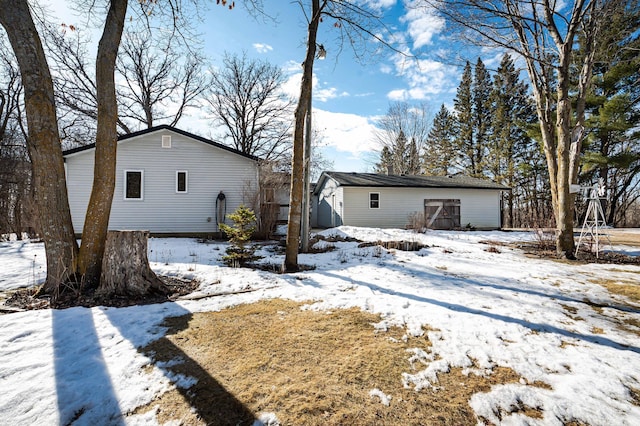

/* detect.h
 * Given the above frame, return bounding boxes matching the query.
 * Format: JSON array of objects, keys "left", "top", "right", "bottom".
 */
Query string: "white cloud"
[
  {"left": 314, "top": 109, "right": 379, "bottom": 155},
  {"left": 379, "top": 63, "right": 393, "bottom": 74},
  {"left": 253, "top": 43, "right": 273, "bottom": 54},
  {"left": 387, "top": 54, "right": 456, "bottom": 101},
  {"left": 401, "top": 2, "right": 445, "bottom": 50},
  {"left": 282, "top": 72, "right": 349, "bottom": 103}
]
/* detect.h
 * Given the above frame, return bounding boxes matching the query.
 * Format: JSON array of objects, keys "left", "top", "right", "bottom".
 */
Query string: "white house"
[
  {"left": 63, "top": 125, "right": 260, "bottom": 236},
  {"left": 313, "top": 172, "right": 510, "bottom": 230}
]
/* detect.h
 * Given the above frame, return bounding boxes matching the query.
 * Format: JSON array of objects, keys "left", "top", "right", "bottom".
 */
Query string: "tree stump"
[{"left": 98, "top": 230, "right": 170, "bottom": 299}]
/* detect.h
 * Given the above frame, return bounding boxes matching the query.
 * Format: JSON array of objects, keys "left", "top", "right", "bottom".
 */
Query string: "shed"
[
  {"left": 313, "top": 172, "right": 509, "bottom": 230},
  {"left": 63, "top": 125, "right": 260, "bottom": 236}
]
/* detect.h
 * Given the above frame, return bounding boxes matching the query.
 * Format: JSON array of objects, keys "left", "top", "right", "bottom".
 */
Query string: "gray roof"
[
  {"left": 62, "top": 124, "right": 260, "bottom": 161},
  {"left": 315, "top": 172, "right": 510, "bottom": 193}
]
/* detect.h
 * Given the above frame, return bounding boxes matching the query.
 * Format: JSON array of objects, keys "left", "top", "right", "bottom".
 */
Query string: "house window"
[
  {"left": 369, "top": 192, "right": 380, "bottom": 209},
  {"left": 162, "top": 135, "right": 171, "bottom": 148},
  {"left": 124, "top": 170, "right": 144, "bottom": 200},
  {"left": 176, "top": 171, "right": 188, "bottom": 193}
]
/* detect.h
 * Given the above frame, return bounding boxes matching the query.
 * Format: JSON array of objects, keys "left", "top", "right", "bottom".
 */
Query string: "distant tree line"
[{"left": 376, "top": 35, "right": 639, "bottom": 228}]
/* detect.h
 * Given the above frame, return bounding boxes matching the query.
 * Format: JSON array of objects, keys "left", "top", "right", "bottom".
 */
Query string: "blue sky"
[
  {"left": 197, "top": 1, "right": 474, "bottom": 172},
  {"left": 44, "top": 0, "right": 492, "bottom": 173}
]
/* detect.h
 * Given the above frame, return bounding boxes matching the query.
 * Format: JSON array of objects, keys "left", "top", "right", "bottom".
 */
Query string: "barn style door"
[{"left": 424, "top": 199, "right": 461, "bottom": 229}]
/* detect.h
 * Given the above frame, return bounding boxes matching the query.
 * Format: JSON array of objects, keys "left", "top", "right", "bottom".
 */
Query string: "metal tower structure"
[{"left": 574, "top": 180, "right": 611, "bottom": 258}]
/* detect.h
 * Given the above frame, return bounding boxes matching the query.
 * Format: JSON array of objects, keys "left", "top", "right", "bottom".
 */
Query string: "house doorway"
[{"left": 424, "top": 199, "right": 461, "bottom": 229}]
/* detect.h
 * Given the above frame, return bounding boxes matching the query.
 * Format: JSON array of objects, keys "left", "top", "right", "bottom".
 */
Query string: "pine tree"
[
  {"left": 425, "top": 104, "right": 455, "bottom": 176},
  {"left": 219, "top": 205, "right": 262, "bottom": 267},
  {"left": 375, "top": 146, "right": 394, "bottom": 174},
  {"left": 453, "top": 62, "right": 474, "bottom": 175},
  {"left": 407, "top": 138, "right": 421, "bottom": 175},
  {"left": 578, "top": 0, "right": 640, "bottom": 225},
  {"left": 489, "top": 54, "right": 537, "bottom": 227},
  {"left": 472, "top": 58, "right": 492, "bottom": 177},
  {"left": 393, "top": 130, "right": 409, "bottom": 174}
]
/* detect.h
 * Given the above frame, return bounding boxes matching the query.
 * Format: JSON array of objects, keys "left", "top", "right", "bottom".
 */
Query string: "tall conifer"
[
  {"left": 453, "top": 61, "right": 474, "bottom": 175},
  {"left": 425, "top": 104, "right": 455, "bottom": 176}
]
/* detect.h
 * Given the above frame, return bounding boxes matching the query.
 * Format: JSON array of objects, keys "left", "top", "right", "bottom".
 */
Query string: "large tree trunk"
[
  {"left": 284, "top": 0, "right": 322, "bottom": 272},
  {"left": 98, "top": 230, "right": 170, "bottom": 298},
  {"left": 0, "top": 0, "right": 79, "bottom": 291},
  {"left": 78, "top": 0, "right": 128, "bottom": 287},
  {"left": 555, "top": 61, "right": 576, "bottom": 258}
]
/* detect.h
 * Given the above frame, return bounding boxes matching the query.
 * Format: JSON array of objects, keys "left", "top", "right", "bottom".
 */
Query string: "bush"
[{"left": 219, "top": 205, "right": 262, "bottom": 267}]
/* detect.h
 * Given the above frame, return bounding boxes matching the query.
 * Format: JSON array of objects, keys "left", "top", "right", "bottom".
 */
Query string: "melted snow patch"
[
  {"left": 369, "top": 388, "right": 392, "bottom": 406},
  {"left": 253, "top": 412, "right": 280, "bottom": 426}
]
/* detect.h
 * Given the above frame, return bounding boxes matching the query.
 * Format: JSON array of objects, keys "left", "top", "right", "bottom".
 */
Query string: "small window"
[
  {"left": 176, "top": 171, "right": 188, "bottom": 193},
  {"left": 124, "top": 170, "right": 144, "bottom": 200},
  {"left": 162, "top": 135, "right": 171, "bottom": 148},
  {"left": 369, "top": 192, "right": 380, "bottom": 209}
]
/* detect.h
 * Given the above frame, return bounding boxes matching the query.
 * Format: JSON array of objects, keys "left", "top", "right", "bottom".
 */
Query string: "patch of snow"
[
  {"left": 369, "top": 388, "right": 392, "bottom": 406},
  {"left": 253, "top": 411, "right": 280, "bottom": 426},
  {"left": 1, "top": 228, "right": 640, "bottom": 424}
]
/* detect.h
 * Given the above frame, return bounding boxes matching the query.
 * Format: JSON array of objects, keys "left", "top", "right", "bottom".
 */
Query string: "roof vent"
[{"left": 162, "top": 135, "right": 171, "bottom": 148}]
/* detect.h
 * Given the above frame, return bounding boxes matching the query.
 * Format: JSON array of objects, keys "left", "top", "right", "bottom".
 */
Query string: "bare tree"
[
  {"left": 117, "top": 28, "right": 209, "bottom": 130},
  {"left": 43, "top": 25, "right": 105, "bottom": 145},
  {"left": 284, "top": 0, "right": 401, "bottom": 271},
  {"left": 374, "top": 101, "right": 432, "bottom": 175},
  {"left": 205, "top": 52, "right": 293, "bottom": 162},
  {"left": 0, "top": 40, "right": 34, "bottom": 239},
  {"left": 44, "top": 21, "right": 208, "bottom": 140},
  {"left": 422, "top": 0, "right": 609, "bottom": 257},
  {"left": 0, "top": 0, "right": 79, "bottom": 288}
]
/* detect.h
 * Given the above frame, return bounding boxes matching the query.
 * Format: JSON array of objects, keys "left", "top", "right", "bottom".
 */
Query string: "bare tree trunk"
[
  {"left": 0, "top": 0, "right": 79, "bottom": 291},
  {"left": 555, "top": 61, "right": 575, "bottom": 257},
  {"left": 98, "top": 230, "right": 170, "bottom": 298},
  {"left": 284, "top": 0, "right": 322, "bottom": 272},
  {"left": 78, "top": 0, "right": 128, "bottom": 287}
]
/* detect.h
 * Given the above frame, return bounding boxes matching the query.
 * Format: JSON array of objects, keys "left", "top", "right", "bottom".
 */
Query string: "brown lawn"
[{"left": 134, "top": 299, "right": 547, "bottom": 425}]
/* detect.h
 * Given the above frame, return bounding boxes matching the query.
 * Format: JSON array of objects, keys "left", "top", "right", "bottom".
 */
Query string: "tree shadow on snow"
[
  {"left": 52, "top": 307, "right": 125, "bottom": 425},
  {"left": 52, "top": 302, "right": 256, "bottom": 426},
  {"left": 104, "top": 303, "right": 257, "bottom": 426},
  {"left": 381, "top": 259, "right": 640, "bottom": 315},
  {"left": 314, "top": 270, "right": 640, "bottom": 355}
]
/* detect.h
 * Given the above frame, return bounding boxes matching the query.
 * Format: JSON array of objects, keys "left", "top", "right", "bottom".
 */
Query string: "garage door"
[{"left": 424, "top": 199, "right": 461, "bottom": 229}]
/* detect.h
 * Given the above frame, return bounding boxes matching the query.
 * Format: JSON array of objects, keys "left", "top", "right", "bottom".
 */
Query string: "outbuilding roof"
[
  {"left": 314, "top": 171, "right": 510, "bottom": 194},
  {"left": 62, "top": 124, "right": 260, "bottom": 161}
]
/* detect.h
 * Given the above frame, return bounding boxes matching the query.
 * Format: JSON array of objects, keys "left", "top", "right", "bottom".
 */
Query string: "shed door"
[{"left": 424, "top": 199, "right": 461, "bottom": 229}]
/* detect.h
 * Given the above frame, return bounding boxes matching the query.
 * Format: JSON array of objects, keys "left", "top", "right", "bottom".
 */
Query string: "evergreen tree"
[
  {"left": 424, "top": 104, "right": 455, "bottom": 176},
  {"left": 407, "top": 137, "right": 421, "bottom": 175},
  {"left": 375, "top": 146, "right": 394, "bottom": 174},
  {"left": 578, "top": 0, "right": 640, "bottom": 225},
  {"left": 393, "top": 130, "right": 409, "bottom": 174},
  {"left": 219, "top": 205, "right": 262, "bottom": 267},
  {"left": 489, "top": 54, "right": 537, "bottom": 227},
  {"left": 472, "top": 58, "right": 492, "bottom": 177},
  {"left": 453, "top": 62, "right": 475, "bottom": 175}
]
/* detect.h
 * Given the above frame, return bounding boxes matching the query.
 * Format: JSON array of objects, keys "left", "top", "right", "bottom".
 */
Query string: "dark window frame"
[
  {"left": 369, "top": 192, "right": 380, "bottom": 209},
  {"left": 176, "top": 170, "right": 188, "bottom": 193},
  {"left": 124, "top": 170, "right": 144, "bottom": 200}
]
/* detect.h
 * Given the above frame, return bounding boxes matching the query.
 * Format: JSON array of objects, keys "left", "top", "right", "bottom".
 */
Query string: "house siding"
[
  {"left": 316, "top": 177, "right": 344, "bottom": 228},
  {"left": 338, "top": 187, "right": 502, "bottom": 229},
  {"left": 65, "top": 129, "right": 258, "bottom": 235}
]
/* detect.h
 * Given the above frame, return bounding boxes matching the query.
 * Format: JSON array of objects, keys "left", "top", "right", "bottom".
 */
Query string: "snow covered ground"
[{"left": 1, "top": 227, "right": 639, "bottom": 425}]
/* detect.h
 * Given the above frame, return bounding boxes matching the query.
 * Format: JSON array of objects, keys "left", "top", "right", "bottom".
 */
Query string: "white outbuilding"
[{"left": 313, "top": 172, "right": 510, "bottom": 230}]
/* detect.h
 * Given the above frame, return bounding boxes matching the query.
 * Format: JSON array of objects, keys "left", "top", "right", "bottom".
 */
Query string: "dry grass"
[
  {"left": 587, "top": 278, "right": 640, "bottom": 304},
  {"left": 135, "top": 299, "right": 540, "bottom": 425},
  {"left": 604, "top": 231, "right": 640, "bottom": 247}
]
